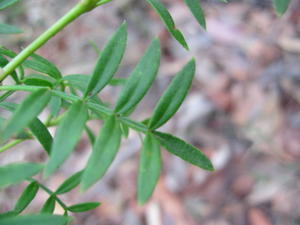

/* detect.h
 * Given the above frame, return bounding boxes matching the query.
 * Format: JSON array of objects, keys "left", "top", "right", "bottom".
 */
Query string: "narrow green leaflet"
[
  {"left": 29, "top": 119, "right": 53, "bottom": 154},
  {"left": 114, "top": 39, "right": 160, "bottom": 114},
  {"left": 55, "top": 170, "right": 83, "bottom": 195},
  {"left": 14, "top": 181, "right": 39, "bottom": 213},
  {"left": 85, "top": 125, "right": 95, "bottom": 144},
  {"left": 0, "top": 0, "right": 20, "bottom": 10},
  {"left": 63, "top": 74, "right": 90, "bottom": 92},
  {"left": 0, "top": 211, "right": 18, "bottom": 219},
  {"left": 67, "top": 202, "right": 100, "bottom": 212},
  {"left": 0, "top": 53, "right": 19, "bottom": 83},
  {"left": 148, "top": 59, "right": 195, "bottom": 129},
  {"left": 153, "top": 131, "right": 214, "bottom": 170},
  {"left": 0, "top": 23, "right": 22, "bottom": 34},
  {"left": 146, "top": 0, "right": 188, "bottom": 50},
  {"left": 0, "top": 163, "right": 43, "bottom": 188},
  {"left": 120, "top": 121, "right": 129, "bottom": 138},
  {"left": 81, "top": 116, "right": 121, "bottom": 191},
  {"left": 23, "top": 74, "right": 55, "bottom": 87},
  {"left": 0, "top": 88, "right": 51, "bottom": 143},
  {"left": 272, "top": 0, "right": 291, "bottom": 15},
  {"left": 84, "top": 23, "right": 127, "bottom": 98},
  {"left": 23, "top": 54, "right": 62, "bottom": 80},
  {"left": 44, "top": 101, "right": 88, "bottom": 177},
  {"left": 48, "top": 96, "right": 62, "bottom": 117},
  {"left": 184, "top": 0, "right": 206, "bottom": 29},
  {"left": 0, "top": 101, "right": 52, "bottom": 153},
  {"left": 41, "top": 196, "right": 56, "bottom": 214},
  {"left": 137, "top": 133, "right": 161, "bottom": 204},
  {"left": 0, "top": 214, "right": 69, "bottom": 225}
]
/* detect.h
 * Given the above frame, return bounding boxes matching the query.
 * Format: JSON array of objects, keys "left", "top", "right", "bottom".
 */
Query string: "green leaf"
[
  {"left": 0, "top": 101, "right": 52, "bottom": 153},
  {"left": 63, "top": 74, "right": 90, "bottom": 92},
  {"left": 29, "top": 119, "right": 53, "bottom": 154},
  {"left": 120, "top": 121, "right": 129, "bottom": 138},
  {"left": 148, "top": 59, "right": 195, "bottom": 129},
  {"left": 23, "top": 54, "right": 62, "bottom": 80},
  {"left": 23, "top": 74, "right": 55, "bottom": 87},
  {"left": 0, "top": 214, "right": 69, "bottom": 225},
  {"left": 114, "top": 39, "right": 160, "bottom": 114},
  {"left": 0, "top": 23, "right": 22, "bottom": 34},
  {"left": 272, "top": 0, "right": 291, "bottom": 15},
  {"left": 146, "top": 0, "right": 188, "bottom": 50},
  {"left": 109, "top": 78, "right": 127, "bottom": 86},
  {"left": 0, "top": 53, "right": 19, "bottom": 83},
  {"left": 0, "top": 0, "right": 20, "bottom": 10},
  {"left": 41, "top": 196, "right": 56, "bottom": 214},
  {"left": 48, "top": 96, "right": 62, "bottom": 117},
  {"left": 55, "top": 170, "right": 83, "bottom": 195},
  {"left": 137, "top": 133, "right": 161, "bottom": 204},
  {"left": 0, "top": 88, "right": 51, "bottom": 143},
  {"left": 84, "top": 23, "right": 127, "bottom": 98},
  {"left": 81, "top": 116, "right": 121, "bottom": 191},
  {"left": 67, "top": 202, "right": 100, "bottom": 212},
  {"left": 184, "top": 0, "right": 206, "bottom": 29},
  {"left": 0, "top": 163, "right": 43, "bottom": 188},
  {"left": 44, "top": 101, "right": 88, "bottom": 177},
  {"left": 153, "top": 131, "right": 214, "bottom": 170},
  {"left": 14, "top": 181, "right": 39, "bottom": 213},
  {"left": 85, "top": 125, "right": 95, "bottom": 144},
  {"left": 0, "top": 211, "right": 18, "bottom": 219}
]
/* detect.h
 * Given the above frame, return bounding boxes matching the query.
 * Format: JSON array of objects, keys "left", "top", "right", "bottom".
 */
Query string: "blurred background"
[{"left": 1, "top": 0, "right": 300, "bottom": 224}]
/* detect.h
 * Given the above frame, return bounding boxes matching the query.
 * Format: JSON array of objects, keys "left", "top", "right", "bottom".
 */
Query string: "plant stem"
[
  {"left": 0, "top": 139, "right": 23, "bottom": 153},
  {"left": 0, "top": 2, "right": 90, "bottom": 82},
  {"left": 27, "top": 178, "right": 69, "bottom": 211}
]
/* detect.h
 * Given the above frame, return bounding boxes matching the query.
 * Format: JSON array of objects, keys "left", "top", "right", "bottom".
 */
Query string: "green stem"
[
  {"left": 0, "top": 139, "right": 24, "bottom": 153},
  {"left": 27, "top": 178, "right": 69, "bottom": 211},
  {"left": 0, "top": 2, "right": 90, "bottom": 82}
]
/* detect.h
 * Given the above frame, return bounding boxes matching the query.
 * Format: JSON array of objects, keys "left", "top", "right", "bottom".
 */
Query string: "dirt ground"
[{"left": 1, "top": 0, "right": 300, "bottom": 224}]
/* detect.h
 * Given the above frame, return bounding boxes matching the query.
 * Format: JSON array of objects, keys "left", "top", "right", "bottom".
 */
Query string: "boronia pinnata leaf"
[
  {"left": 41, "top": 196, "right": 56, "bottom": 214},
  {"left": 146, "top": 0, "right": 189, "bottom": 50},
  {"left": 81, "top": 116, "right": 122, "bottom": 191},
  {"left": 148, "top": 59, "right": 195, "bottom": 129},
  {"left": 137, "top": 133, "right": 161, "bottom": 204},
  {"left": 272, "top": 0, "right": 291, "bottom": 15},
  {"left": 0, "top": 214, "right": 69, "bottom": 225},
  {"left": 55, "top": 170, "right": 83, "bottom": 195},
  {"left": 0, "top": 163, "right": 43, "bottom": 188},
  {"left": 0, "top": 23, "right": 22, "bottom": 34},
  {"left": 84, "top": 22, "right": 127, "bottom": 98},
  {"left": 14, "top": 181, "right": 39, "bottom": 213},
  {"left": 0, "top": 0, "right": 20, "bottom": 10},
  {"left": 184, "top": 0, "right": 206, "bottom": 29},
  {"left": 0, "top": 88, "right": 51, "bottom": 143},
  {"left": 44, "top": 101, "right": 88, "bottom": 178},
  {"left": 114, "top": 38, "right": 160, "bottom": 114},
  {"left": 153, "top": 131, "right": 214, "bottom": 171},
  {"left": 67, "top": 202, "right": 101, "bottom": 212}
]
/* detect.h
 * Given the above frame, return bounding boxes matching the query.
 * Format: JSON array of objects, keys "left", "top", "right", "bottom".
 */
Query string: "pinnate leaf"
[
  {"left": 84, "top": 23, "right": 127, "bottom": 97},
  {"left": 0, "top": 88, "right": 51, "bottom": 143},
  {"left": 0, "top": 23, "right": 22, "bottom": 34},
  {"left": 114, "top": 38, "right": 160, "bottom": 114},
  {"left": 0, "top": 163, "right": 43, "bottom": 188},
  {"left": 44, "top": 101, "right": 88, "bottom": 177},
  {"left": 153, "top": 131, "right": 214, "bottom": 170},
  {"left": 41, "top": 196, "right": 56, "bottom": 214},
  {"left": 67, "top": 202, "right": 100, "bottom": 212},
  {"left": 148, "top": 59, "right": 195, "bottom": 129},
  {"left": 0, "top": 214, "right": 69, "bottom": 225},
  {"left": 23, "top": 54, "right": 62, "bottom": 79},
  {"left": 272, "top": 0, "right": 291, "bottom": 15},
  {"left": 137, "top": 133, "right": 161, "bottom": 204},
  {"left": 146, "top": 0, "right": 188, "bottom": 50},
  {"left": 55, "top": 170, "right": 83, "bottom": 195},
  {"left": 81, "top": 116, "right": 121, "bottom": 191},
  {"left": 0, "top": 0, "right": 20, "bottom": 10},
  {"left": 14, "top": 181, "right": 39, "bottom": 213},
  {"left": 184, "top": 0, "right": 206, "bottom": 29}
]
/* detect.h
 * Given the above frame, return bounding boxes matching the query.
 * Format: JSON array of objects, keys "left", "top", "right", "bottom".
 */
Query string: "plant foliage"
[{"left": 0, "top": 0, "right": 291, "bottom": 223}]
